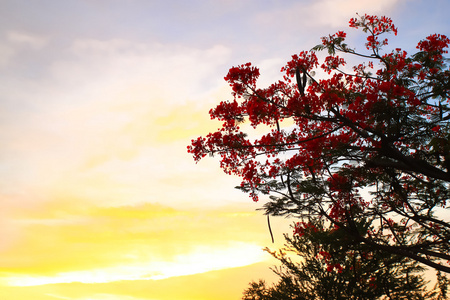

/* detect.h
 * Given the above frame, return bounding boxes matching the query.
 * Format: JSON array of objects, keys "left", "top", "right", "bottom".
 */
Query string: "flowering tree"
[
  {"left": 188, "top": 14, "right": 450, "bottom": 273},
  {"left": 242, "top": 219, "right": 447, "bottom": 300}
]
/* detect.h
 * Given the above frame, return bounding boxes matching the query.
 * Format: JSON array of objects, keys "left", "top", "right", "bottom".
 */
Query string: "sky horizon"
[{"left": 1, "top": 1, "right": 449, "bottom": 299}]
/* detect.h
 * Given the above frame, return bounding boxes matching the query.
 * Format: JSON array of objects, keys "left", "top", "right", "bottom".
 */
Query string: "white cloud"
[
  {"left": 310, "top": 0, "right": 404, "bottom": 27},
  {"left": 252, "top": 0, "right": 404, "bottom": 37},
  {"left": 44, "top": 39, "right": 231, "bottom": 107},
  {"left": 0, "top": 37, "right": 237, "bottom": 216},
  {"left": 0, "top": 30, "right": 48, "bottom": 67},
  {"left": 0, "top": 44, "right": 14, "bottom": 66},
  {"left": 7, "top": 31, "right": 48, "bottom": 49}
]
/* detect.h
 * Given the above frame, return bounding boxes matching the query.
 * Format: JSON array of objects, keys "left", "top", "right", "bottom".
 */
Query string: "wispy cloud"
[{"left": 0, "top": 201, "right": 273, "bottom": 286}]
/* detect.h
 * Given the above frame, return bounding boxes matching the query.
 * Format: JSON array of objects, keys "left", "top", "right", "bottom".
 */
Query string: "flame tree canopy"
[{"left": 188, "top": 14, "right": 450, "bottom": 273}]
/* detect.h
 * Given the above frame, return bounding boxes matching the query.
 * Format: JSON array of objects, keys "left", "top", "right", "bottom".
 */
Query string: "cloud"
[
  {"left": 0, "top": 44, "right": 14, "bottom": 66},
  {"left": 7, "top": 31, "right": 48, "bottom": 49},
  {"left": 309, "top": 0, "right": 405, "bottom": 27},
  {"left": 0, "top": 201, "right": 272, "bottom": 286},
  {"left": 0, "top": 31, "right": 48, "bottom": 67},
  {"left": 0, "top": 262, "right": 279, "bottom": 300},
  {"left": 5, "top": 242, "right": 265, "bottom": 286},
  {"left": 0, "top": 36, "right": 234, "bottom": 208},
  {"left": 250, "top": 0, "right": 406, "bottom": 51}
]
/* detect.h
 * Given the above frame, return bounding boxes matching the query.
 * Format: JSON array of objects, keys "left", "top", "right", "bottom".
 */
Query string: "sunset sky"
[{"left": 0, "top": 1, "right": 449, "bottom": 299}]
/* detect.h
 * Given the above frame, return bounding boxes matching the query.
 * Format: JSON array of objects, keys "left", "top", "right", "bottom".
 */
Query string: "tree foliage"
[
  {"left": 242, "top": 219, "right": 449, "bottom": 300},
  {"left": 188, "top": 14, "right": 450, "bottom": 272}
]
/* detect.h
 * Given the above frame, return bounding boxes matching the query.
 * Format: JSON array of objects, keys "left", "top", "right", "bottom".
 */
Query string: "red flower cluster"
[
  {"left": 187, "top": 13, "right": 450, "bottom": 241},
  {"left": 224, "top": 62, "right": 260, "bottom": 96},
  {"left": 417, "top": 34, "right": 450, "bottom": 61},
  {"left": 349, "top": 14, "right": 397, "bottom": 36},
  {"left": 293, "top": 221, "right": 318, "bottom": 236},
  {"left": 281, "top": 51, "right": 319, "bottom": 79},
  {"left": 316, "top": 250, "right": 343, "bottom": 273},
  {"left": 348, "top": 14, "right": 397, "bottom": 51}
]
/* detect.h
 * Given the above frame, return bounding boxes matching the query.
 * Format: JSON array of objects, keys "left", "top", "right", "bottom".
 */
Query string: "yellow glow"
[
  {"left": 5, "top": 242, "right": 265, "bottom": 286},
  {"left": 0, "top": 197, "right": 277, "bottom": 292}
]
